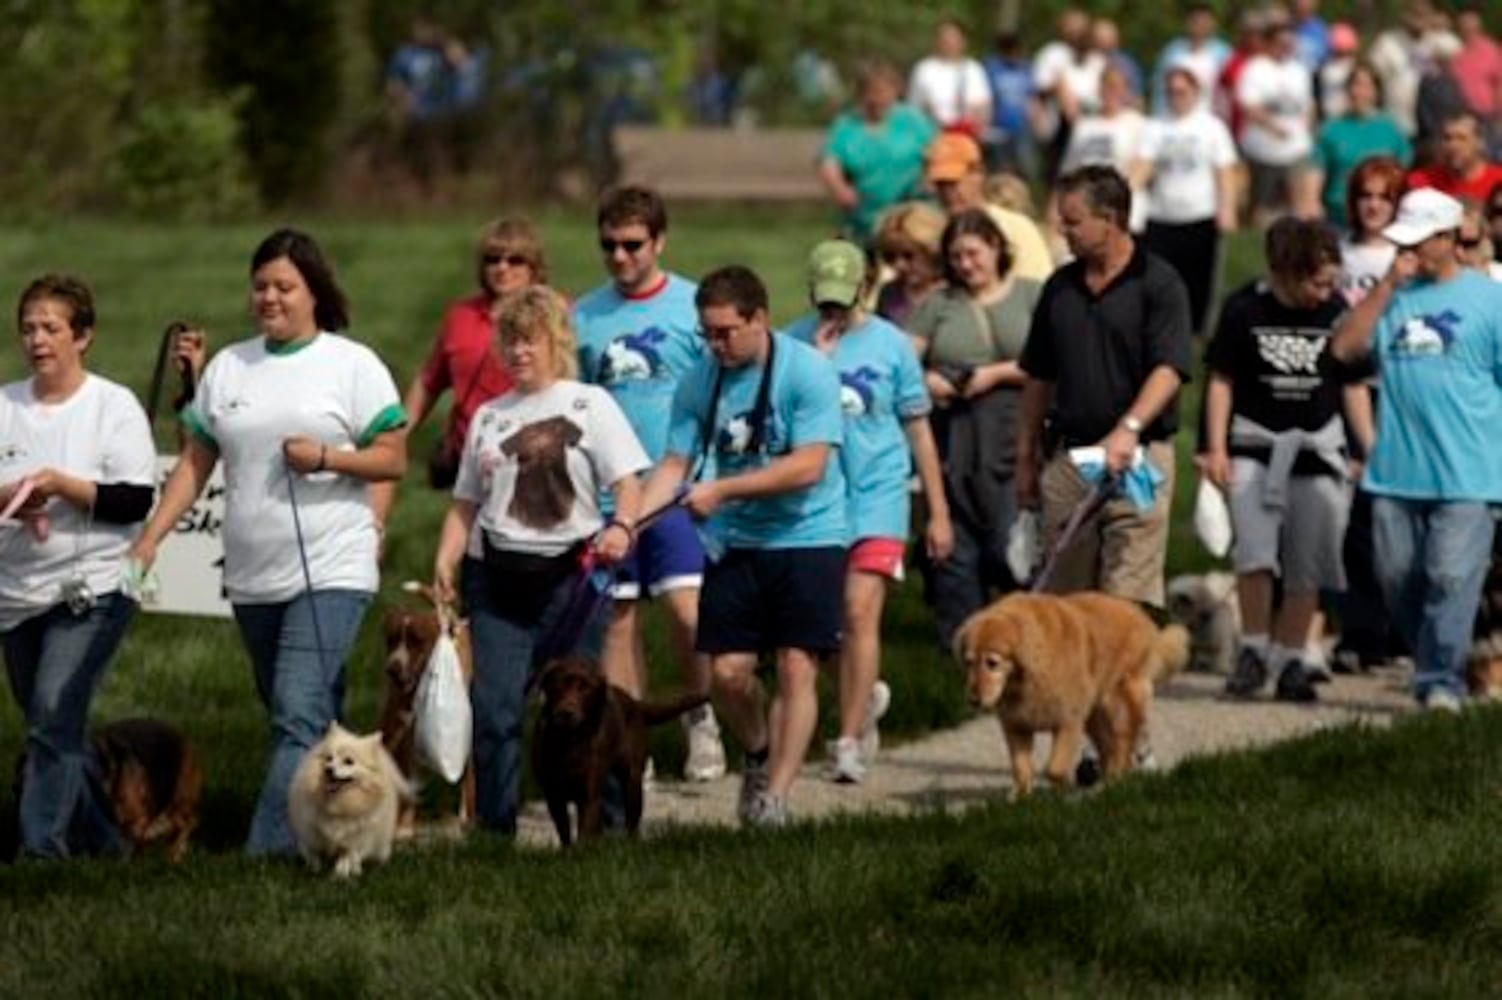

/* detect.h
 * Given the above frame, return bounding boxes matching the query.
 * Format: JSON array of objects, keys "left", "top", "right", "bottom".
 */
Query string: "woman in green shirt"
[{"left": 1305, "top": 62, "right": 1411, "bottom": 226}]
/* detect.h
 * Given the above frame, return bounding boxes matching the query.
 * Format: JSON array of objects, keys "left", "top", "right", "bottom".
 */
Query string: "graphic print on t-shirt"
[
  {"left": 1256, "top": 331, "right": 1324, "bottom": 375},
  {"left": 1391, "top": 311, "right": 1460, "bottom": 360},
  {"left": 839, "top": 366, "right": 881, "bottom": 416},
  {"left": 498, "top": 414, "right": 585, "bottom": 529},
  {"left": 598, "top": 327, "right": 670, "bottom": 384}
]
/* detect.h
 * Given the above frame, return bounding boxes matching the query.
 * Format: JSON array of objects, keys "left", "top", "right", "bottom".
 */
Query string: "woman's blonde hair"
[
  {"left": 477, "top": 216, "right": 549, "bottom": 290},
  {"left": 493, "top": 286, "right": 577, "bottom": 380},
  {"left": 874, "top": 201, "right": 946, "bottom": 259}
]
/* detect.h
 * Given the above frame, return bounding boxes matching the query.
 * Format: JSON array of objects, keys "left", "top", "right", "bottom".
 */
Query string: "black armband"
[{"left": 93, "top": 483, "right": 155, "bottom": 525}]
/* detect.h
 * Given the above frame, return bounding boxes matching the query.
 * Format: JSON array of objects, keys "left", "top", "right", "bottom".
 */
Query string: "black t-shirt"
[
  {"left": 1020, "top": 245, "right": 1193, "bottom": 445},
  {"left": 1204, "top": 280, "right": 1367, "bottom": 434}
]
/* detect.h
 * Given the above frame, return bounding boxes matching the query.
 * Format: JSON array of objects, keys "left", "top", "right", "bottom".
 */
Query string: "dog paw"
[{"left": 332, "top": 855, "right": 362, "bottom": 879}]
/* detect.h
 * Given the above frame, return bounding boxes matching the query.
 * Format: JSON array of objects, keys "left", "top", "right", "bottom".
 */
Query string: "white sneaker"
[
  {"left": 827, "top": 736, "right": 866, "bottom": 784},
  {"left": 858, "top": 680, "right": 892, "bottom": 761},
  {"left": 737, "top": 755, "right": 770, "bottom": 826},
  {"left": 748, "top": 791, "right": 788, "bottom": 829},
  {"left": 643, "top": 757, "right": 657, "bottom": 793},
  {"left": 1423, "top": 689, "right": 1463, "bottom": 714},
  {"left": 683, "top": 707, "right": 727, "bottom": 782}
]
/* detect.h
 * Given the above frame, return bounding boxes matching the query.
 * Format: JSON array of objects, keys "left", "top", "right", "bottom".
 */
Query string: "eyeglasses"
[
  {"left": 599, "top": 238, "right": 648, "bottom": 255},
  {"left": 482, "top": 253, "right": 532, "bottom": 268}
]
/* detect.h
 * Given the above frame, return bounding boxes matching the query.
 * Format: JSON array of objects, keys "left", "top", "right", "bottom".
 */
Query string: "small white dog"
[
  {"left": 1167, "top": 572, "right": 1242, "bottom": 675},
  {"left": 288, "top": 722, "right": 413, "bottom": 878}
]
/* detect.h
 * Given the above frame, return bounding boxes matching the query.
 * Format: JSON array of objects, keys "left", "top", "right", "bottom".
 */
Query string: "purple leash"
[{"left": 1027, "top": 472, "right": 1121, "bottom": 594}]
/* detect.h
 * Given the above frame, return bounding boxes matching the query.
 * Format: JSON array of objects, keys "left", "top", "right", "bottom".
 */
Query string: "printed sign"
[{"left": 142, "top": 455, "right": 231, "bottom": 618}]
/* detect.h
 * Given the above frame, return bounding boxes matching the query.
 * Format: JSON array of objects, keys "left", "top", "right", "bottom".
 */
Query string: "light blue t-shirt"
[
  {"left": 786, "top": 312, "right": 930, "bottom": 542},
  {"left": 667, "top": 332, "right": 846, "bottom": 549},
  {"left": 575, "top": 274, "right": 705, "bottom": 463},
  {"left": 1365, "top": 270, "right": 1502, "bottom": 501}
]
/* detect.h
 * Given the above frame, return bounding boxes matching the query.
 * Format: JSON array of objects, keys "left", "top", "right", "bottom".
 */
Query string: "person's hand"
[
  {"left": 1100, "top": 426, "right": 1139, "bottom": 475},
  {"left": 433, "top": 560, "right": 458, "bottom": 608},
  {"left": 129, "top": 536, "right": 159, "bottom": 575},
  {"left": 172, "top": 328, "right": 207, "bottom": 380},
  {"left": 683, "top": 480, "right": 726, "bottom": 520},
  {"left": 925, "top": 369, "right": 959, "bottom": 407},
  {"left": 1216, "top": 207, "right": 1239, "bottom": 234},
  {"left": 1388, "top": 249, "right": 1421, "bottom": 286},
  {"left": 1016, "top": 453, "right": 1042, "bottom": 511},
  {"left": 834, "top": 185, "right": 859, "bottom": 211},
  {"left": 1200, "top": 449, "right": 1232, "bottom": 490},
  {"left": 1348, "top": 457, "right": 1365, "bottom": 484},
  {"left": 813, "top": 315, "right": 845, "bottom": 354},
  {"left": 963, "top": 365, "right": 1000, "bottom": 399},
  {"left": 282, "top": 436, "right": 328, "bottom": 475},
  {"left": 926, "top": 512, "right": 955, "bottom": 563},
  {"left": 592, "top": 521, "right": 633, "bottom": 565}
]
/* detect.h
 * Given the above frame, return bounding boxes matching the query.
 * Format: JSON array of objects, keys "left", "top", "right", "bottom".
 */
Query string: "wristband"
[
  {"left": 315, "top": 444, "right": 327, "bottom": 473},
  {"left": 605, "top": 518, "right": 635, "bottom": 539}
]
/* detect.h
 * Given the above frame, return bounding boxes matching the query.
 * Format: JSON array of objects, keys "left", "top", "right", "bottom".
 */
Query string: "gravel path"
[{"left": 514, "top": 667, "right": 1417, "bottom": 845}]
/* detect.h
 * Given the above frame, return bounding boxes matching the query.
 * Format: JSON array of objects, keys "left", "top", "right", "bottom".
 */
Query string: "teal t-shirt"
[
  {"left": 785, "top": 312, "right": 930, "bottom": 542},
  {"left": 1365, "top": 270, "right": 1502, "bottom": 501},
  {"left": 667, "top": 332, "right": 846, "bottom": 549},
  {"left": 1310, "top": 113, "right": 1411, "bottom": 223},
  {"left": 822, "top": 102, "right": 937, "bottom": 242}
]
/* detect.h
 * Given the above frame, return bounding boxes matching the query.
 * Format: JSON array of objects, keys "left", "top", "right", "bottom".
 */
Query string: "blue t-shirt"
[
  {"left": 785, "top": 312, "right": 930, "bottom": 542},
  {"left": 667, "top": 332, "right": 846, "bottom": 549},
  {"left": 575, "top": 274, "right": 705, "bottom": 463},
  {"left": 982, "top": 55, "right": 1033, "bottom": 137},
  {"left": 1365, "top": 270, "right": 1502, "bottom": 501}
]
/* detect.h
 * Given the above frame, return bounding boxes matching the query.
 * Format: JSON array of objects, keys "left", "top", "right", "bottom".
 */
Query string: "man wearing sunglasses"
[{"left": 574, "top": 185, "right": 727, "bottom": 783}]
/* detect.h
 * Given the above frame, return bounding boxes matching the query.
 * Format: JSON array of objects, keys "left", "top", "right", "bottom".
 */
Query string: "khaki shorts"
[{"left": 1038, "top": 440, "right": 1176, "bottom": 608}]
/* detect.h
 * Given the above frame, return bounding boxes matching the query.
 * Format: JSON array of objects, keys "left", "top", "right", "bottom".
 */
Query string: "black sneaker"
[
  {"left": 1275, "top": 660, "right": 1320, "bottom": 703},
  {"left": 1075, "top": 753, "right": 1102, "bottom": 788},
  {"left": 1304, "top": 662, "right": 1333, "bottom": 685},
  {"left": 1224, "top": 647, "right": 1269, "bottom": 699}
]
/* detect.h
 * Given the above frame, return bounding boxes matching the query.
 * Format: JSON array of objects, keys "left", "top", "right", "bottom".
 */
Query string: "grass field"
[{"left": 0, "top": 210, "right": 1365, "bottom": 995}]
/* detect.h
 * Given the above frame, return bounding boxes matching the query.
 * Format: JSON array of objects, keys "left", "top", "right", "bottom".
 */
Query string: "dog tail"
[
  {"left": 637, "top": 691, "right": 710, "bottom": 727},
  {"left": 1152, "top": 623, "right": 1191, "bottom": 682}
]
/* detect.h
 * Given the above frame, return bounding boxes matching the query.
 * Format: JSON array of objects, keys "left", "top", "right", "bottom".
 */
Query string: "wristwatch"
[{"left": 1119, "top": 414, "right": 1144, "bottom": 435}]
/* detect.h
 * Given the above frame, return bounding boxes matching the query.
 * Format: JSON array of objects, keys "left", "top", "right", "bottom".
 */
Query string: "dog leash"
[
  {"left": 1028, "top": 472, "right": 1120, "bottom": 594},
  {"left": 286, "top": 461, "right": 331, "bottom": 680}
]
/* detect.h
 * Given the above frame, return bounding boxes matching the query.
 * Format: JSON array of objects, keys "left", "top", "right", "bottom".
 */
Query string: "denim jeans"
[
  {"left": 2, "top": 593, "right": 135, "bottom": 858},
  {"left": 1372, "top": 497, "right": 1495, "bottom": 701},
  {"left": 462, "top": 556, "right": 602, "bottom": 836},
  {"left": 232, "top": 588, "right": 371, "bottom": 856}
]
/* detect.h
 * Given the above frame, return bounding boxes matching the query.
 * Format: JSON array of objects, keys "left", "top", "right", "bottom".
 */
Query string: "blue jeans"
[
  {"left": 2, "top": 593, "right": 135, "bottom": 858},
  {"left": 232, "top": 589, "right": 371, "bottom": 856},
  {"left": 462, "top": 557, "right": 602, "bottom": 836},
  {"left": 1372, "top": 497, "right": 1495, "bottom": 701}
]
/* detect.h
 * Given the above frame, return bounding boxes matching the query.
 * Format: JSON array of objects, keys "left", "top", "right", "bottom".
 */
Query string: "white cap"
[{"left": 1383, "top": 188, "right": 1463, "bottom": 247}]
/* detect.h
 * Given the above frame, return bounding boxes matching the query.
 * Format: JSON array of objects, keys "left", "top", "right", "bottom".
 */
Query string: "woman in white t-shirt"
[
  {"left": 132, "top": 229, "right": 408, "bottom": 857},
  {"left": 1132, "top": 64, "right": 1239, "bottom": 334},
  {"left": 433, "top": 286, "right": 647, "bottom": 837},
  {"left": 1058, "top": 65, "right": 1147, "bottom": 181},
  {"left": 1338, "top": 155, "right": 1403, "bottom": 305},
  {"left": 0, "top": 275, "right": 156, "bottom": 858}
]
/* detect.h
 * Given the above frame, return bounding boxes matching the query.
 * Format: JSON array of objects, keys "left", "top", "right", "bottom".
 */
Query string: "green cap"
[{"left": 807, "top": 239, "right": 866, "bottom": 308}]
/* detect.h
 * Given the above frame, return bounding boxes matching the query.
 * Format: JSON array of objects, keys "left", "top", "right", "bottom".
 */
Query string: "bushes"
[{"left": 115, "top": 96, "right": 257, "bottom": 221}]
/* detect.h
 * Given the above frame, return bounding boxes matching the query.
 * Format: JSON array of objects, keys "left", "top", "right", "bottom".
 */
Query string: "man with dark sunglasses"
[{"left": 574, "top": 185, "right": 727, "bottom": 783}]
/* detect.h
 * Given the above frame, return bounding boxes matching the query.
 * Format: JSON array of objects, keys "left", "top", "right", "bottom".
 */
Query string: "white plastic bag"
[
  {"left": 414, "top": 629, "right": 472, "bottom": 783},
  {"left": 1007, "top": 509, "right": 1042, "bottom": 584},
  {"left": 1194, "top": 479, "right": 1233, "bottom": 558}
]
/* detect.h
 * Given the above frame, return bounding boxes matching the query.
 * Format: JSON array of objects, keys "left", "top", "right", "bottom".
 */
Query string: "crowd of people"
[{"left": 9, "top": 2, "right": 1502, "bottom": 860}]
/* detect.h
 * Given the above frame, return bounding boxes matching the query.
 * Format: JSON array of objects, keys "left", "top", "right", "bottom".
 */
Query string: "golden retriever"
[{"left": 954, "top": 592, "right": 1189, "bottom": 798}]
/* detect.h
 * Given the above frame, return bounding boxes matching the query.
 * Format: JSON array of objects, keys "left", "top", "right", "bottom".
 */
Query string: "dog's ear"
[{"left": 952, "top": 612, "right": 982, "bottom": 666}]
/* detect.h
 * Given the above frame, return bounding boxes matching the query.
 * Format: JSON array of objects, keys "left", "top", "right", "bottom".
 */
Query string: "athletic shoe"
[
  {"left": 1274, "top": 660, "right": 1319, "bottom": 703},
  {"left": 827, "top": 736, "right": 866, "bottom": 784},
  {"left": 683, "top": 707, "right": 727, "bottom": 782},
  {"left": 859, "top": 680, "right": 892, "bottom": 761},
  {"left": 736, "top": 754, "right": 770, "bottom": 826},
  {"left": 748, "top": 792, "right": 788, "bottom": 829},
  {"left": 1224, "top": 647, "right": 1269, "bottom": 699},
  {"left": 1303, "top": 660, "right": 1333, "bottom": 685},
  {"left": 1422, "top": 688, "right": 1463, "bottom": 714},
  {"left": 643, "top": 757, "right": 657, "bottom": 793}
]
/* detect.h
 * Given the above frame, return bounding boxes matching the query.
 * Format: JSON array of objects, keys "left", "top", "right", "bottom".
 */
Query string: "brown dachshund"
[
  {"left": 531, "top": 656, "right": 707, "bottom": 847},
  {"left": 382, "top": 584, "right": 476, "bottom": 838}
]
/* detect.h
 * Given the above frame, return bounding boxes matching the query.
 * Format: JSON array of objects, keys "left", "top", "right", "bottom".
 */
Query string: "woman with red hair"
[{"left": 1338, "top": 155, "right": 1406, "bottom": 305}]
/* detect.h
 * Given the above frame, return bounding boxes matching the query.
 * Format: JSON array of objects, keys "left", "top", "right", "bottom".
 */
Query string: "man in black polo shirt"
[{"left": 1017, "top": 164, "right": 1193, "bottom": 608}]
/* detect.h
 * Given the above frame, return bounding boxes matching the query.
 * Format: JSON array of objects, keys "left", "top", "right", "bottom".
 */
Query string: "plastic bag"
[
  {"left": 1007, "top": 509, "right": 1042, "bottom": 584},
  {"left": 1194, "top": 479, "right": 1233, "bottom": 558},
  {"left": 414, "top": 629, "right": 472, "bottom": 783}
]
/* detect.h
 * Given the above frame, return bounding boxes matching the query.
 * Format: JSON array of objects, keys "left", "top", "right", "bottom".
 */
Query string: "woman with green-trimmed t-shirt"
[{"left": 132, "top": 229, "right": 408, "bottom": 857}]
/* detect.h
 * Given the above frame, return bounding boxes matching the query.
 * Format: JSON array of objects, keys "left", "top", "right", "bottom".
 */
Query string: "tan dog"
[
  {"left": 288, "top": 722, "right": 413, "bottom": 878},
  {"left": 955, "top": 592, "right": 1189, "bottom": 797},
  {"left": 381, "top": 582, "right": 476, "bottom": 838}
]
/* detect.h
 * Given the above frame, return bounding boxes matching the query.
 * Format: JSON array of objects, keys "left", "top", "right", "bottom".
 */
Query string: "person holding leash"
[
  {"left": 0, "top": 275, "right": 156, "bottom": 858},
  {"left": 132, "top": 229, "right": 408, "bottom": 856}
]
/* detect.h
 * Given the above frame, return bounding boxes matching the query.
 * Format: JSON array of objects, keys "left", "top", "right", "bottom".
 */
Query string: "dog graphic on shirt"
[
  {"left": 500, "top": 416, "right": 583, "bottom": 529},
  {"left": 1393, "top": 310, "right": 1461, "bottom": 359},
  {"left": 600, "top": 328, "right": 667, "bottom": 384},
  {"left": 838, "top": 366, "right": 880, "bottom": 417}
]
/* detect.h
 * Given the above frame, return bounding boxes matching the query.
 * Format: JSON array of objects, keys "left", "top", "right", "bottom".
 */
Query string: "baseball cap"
[
  {"left": 926, "top": 132, "right": 983, "bottom": 183},
  {"left": 1383, "top": 188, "right": 1463, "bottom": 247},
  {"left": 1328, "top": 22, "right": 1358, "bottom": 55},
  {"left": 807, "top": 239, "right": 867, "bottom": 307}
]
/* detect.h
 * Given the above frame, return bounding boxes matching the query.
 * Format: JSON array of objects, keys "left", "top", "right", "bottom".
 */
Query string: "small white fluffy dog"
[
  {"left": 1166, "top": 572, "right": 1242, "bottom": 675},
  {"left": 288, "top": 722, "right": 413, "bottom": 878}
]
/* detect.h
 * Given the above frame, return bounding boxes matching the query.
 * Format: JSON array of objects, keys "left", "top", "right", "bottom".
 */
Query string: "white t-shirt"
[
  {"left": 0, "top": 375, "right": 156, "bottom": 631},
  {"left": 1032, "top": 42, "right": 1106, "bottom": 137},
  {"left": 907, "top": 56, "right": 991, "bottom": 127},
  {"left": 1138, "top": 110, "right": 1238, "bottom": 224},
  {"left": 185, "top": 333, "right": 402, "bottom": 603},
  {"left": 1235, "top": 55, "right": 1314, "bottom": 165},
  {"left": 1369, "top": 29, "right": 1425, "bottom": 136},
  {"left": 455, "top": 381, "right": 649, "bottom": 557},
  {"left": 1060, "top": 109, "right": 1147, "bottom": 177},
  {"left": 1339, "top": 239, "right": 1396, "bottom": 305}
]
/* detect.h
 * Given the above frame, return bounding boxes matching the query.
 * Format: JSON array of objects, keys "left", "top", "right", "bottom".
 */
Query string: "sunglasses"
[
  {"left": 1459, "top": 235, "right": 1485, "bottom": 249},
  {"left": 599, "top": 238, "right": 648, "bottom": 255},
  {"left": 881, "top": 249, "right": 919, "bottom": 265},
  {"left": 483, "top": 252, "right": 531, "bottom": 268}
]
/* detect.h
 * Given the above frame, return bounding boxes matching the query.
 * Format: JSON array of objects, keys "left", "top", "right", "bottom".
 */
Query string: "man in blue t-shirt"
[
  {"left": 574, "top": 185, "right": 726, "bottom": 782},
  {"left": 641, "top": 266, "right": 847, "bottom": 827},
  {"left": 1331, "top": 188, "right": 1502, "bottom": 711},
  {"left": 981, "top": 31, "right": 1036, "bottom": 174}
]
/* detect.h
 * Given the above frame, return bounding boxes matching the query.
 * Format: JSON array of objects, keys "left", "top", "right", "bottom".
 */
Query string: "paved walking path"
[{"left": 514, "top": 668, "right": 1417, "bottom": 845}]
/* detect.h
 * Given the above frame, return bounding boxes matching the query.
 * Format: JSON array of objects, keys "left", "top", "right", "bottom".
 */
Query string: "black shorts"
[{"left": 697, "top": 547, "right": 845, "bottom": 656}]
